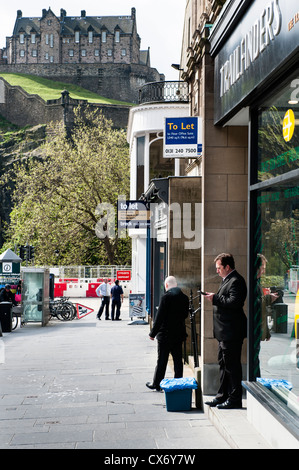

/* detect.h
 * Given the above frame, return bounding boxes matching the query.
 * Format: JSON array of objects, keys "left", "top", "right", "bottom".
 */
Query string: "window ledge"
[{"left": 243, "top": 381, "right": 299, "bottom": 442}]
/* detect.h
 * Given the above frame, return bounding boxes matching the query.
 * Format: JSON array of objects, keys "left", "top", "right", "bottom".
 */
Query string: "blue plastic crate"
[{"left": 164, "top": 388, "right": 192, "bottom": 412}]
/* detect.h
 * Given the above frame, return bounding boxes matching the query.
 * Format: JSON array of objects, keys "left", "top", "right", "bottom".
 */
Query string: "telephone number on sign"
[{"left": 165, "top": 148, "right": 197, "bottom": 154}]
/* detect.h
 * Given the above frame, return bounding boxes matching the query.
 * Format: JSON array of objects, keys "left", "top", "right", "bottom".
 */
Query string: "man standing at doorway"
[
  {"left": 96, "top": 278, "right": 111, "bottom": 320},
  {"left": 204, "top": 253, "right": 247, "bottom": 409}
]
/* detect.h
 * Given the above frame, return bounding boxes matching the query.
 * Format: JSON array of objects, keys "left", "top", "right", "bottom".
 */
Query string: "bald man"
[{"left": 146, "top": 276, "right": 189, "bottom": 392}]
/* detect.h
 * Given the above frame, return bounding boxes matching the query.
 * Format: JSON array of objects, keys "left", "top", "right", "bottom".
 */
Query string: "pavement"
[{"left": 0, "top": 297, "right": 271, "bottom": 451}]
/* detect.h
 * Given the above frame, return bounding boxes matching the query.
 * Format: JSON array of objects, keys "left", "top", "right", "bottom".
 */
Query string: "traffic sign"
[
  {"left": 117, "top": 270, "right": 131, "bottom": 281},
  {"left": 76, "top": 304, "right": 94, "bottom": 319}
]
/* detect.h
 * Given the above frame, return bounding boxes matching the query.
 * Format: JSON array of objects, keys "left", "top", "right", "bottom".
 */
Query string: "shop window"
[
  {"left": 257, "top": 79, "right": 299, "bottom": 183},
  {"left": 251, "top": 73, "right": 299, "bottom": 416},
  {"left": 136, "top": 136, "right": 145, "bottom": 199},
  {"left": 149, "top": 136, "right": 174, "bottom": 181}
]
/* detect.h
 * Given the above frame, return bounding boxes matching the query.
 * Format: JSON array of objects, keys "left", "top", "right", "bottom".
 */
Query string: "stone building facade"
[{"left": 1, "top": 8, "right": 163, "bottom": 103}]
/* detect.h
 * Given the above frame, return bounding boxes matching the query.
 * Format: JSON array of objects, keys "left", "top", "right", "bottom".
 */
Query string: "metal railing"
[{"left": 139, "top": 81, "right": 189, "bottom": 105}]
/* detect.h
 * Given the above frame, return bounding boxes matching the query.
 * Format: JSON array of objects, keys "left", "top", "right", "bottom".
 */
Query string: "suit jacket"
[
  {"left": 149, "top": 287, "right": 189, "bottom": 344},
  {"left": 212, "top": 270, "right": 247, "bottom": 342}
]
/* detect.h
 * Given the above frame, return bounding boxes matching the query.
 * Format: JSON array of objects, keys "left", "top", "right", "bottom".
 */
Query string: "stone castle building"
[{"left": 0, "top": 7, "right": 163, "bottom": 103}]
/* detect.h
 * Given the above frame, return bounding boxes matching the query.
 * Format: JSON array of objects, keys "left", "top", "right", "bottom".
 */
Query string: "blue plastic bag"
[
  {"left": 257, "top": 378, "right": 293, "bottom": 391},
  {"left": 160, "top": 377, "right": 198, "bottom": 391}
]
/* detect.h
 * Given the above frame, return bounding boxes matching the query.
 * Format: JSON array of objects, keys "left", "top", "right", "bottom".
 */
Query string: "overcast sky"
[{"left": 0, "top": 0, "right": 186, "bottom": 81}]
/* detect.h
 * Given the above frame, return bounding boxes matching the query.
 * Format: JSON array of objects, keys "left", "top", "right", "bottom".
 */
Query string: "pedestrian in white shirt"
[{"left": 96, "top": 278, "right": 111, "bottom": 320}]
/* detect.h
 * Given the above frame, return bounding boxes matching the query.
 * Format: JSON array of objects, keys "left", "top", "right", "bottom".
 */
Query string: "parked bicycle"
[{"left": 49, "top": 297, "right": 76, "bottom": 321}]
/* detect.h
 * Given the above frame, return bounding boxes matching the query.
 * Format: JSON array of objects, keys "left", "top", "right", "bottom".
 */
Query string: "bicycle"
[
  {"left": 12, "top": 306, "right": 22, "bottom": 330},
  {"left": 49, "top": 297, "right": 76, "bottom": 321}
]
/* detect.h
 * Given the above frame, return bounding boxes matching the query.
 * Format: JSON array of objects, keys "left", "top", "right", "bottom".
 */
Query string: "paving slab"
[{"left": 0, "top": 297, "right": 267, "bottom": 450}]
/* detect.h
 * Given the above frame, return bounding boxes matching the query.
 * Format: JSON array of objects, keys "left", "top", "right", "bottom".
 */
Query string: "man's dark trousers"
[
  {"left": 111, "top": 300, "right": 121, "bottom": 320},
  {"left": 216, "top": 340, "right": 243, "bottom": 404},
  {"left": 152, "top": 340, "right": 183, "bottom": 389},
  {"left": 97, "top": 296, "right": 110, "bottom": 319}
]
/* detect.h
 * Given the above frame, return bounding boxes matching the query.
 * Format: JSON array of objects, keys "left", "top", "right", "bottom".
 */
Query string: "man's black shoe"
[
  {"left": 216, "top": 400, "right": 242, "bottom": 409},
  {"left": 146, "top": 382, "right": 162, "bottom": 392},
  {"left": 105, "top": 318, "right": 111, "bottom": 320},
  {"left": 205, "top": 398, "right": 224, "bottom": 407}
]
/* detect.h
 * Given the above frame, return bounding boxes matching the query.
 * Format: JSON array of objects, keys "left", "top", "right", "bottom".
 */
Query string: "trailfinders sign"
[
  {"left": 213, "top": 0, "right": 299, "bottom": 123},
  {"left": 164, "top": 117, "right": 203, "bottom": 158}
]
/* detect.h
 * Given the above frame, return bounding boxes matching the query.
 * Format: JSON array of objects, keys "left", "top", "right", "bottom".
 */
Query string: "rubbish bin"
[
  {"left": 0, "top": 302, "right": 12, "bottom": 332},
  {"left": 160, "top": 377, "right": 198, "bottom": 412},
  {"left": 272, "top": 303, "right": 288, "bottom": 333}
]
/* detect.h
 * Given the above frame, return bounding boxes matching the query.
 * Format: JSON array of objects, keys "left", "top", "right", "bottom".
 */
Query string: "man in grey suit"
[{"left": 204, "top": 253, "right": 247, "bottom": 409}]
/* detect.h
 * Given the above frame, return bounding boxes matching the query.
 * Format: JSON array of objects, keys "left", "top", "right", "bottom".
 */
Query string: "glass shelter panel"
[{"left": 22, "top": 271, "right": 44, "bottom": 322}]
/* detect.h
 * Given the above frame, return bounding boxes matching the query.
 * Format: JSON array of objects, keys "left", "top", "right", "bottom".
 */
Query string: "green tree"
[{"left": 5, "top": 107, "right": 131, "bottom": 265}]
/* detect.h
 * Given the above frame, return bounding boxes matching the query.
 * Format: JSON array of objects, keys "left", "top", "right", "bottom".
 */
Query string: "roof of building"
[{"left": 12, "top": 8, "right": 138, "bottom": 37}]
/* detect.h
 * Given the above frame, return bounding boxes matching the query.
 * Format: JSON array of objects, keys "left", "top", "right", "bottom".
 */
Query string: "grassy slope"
[{"left": 0, "top": 72, "right": 133, "bottom": 106}]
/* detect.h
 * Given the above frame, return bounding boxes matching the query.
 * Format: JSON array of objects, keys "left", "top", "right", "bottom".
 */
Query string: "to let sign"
[{"left": 164, "top": 117, "right": 202, "bottom": 158}]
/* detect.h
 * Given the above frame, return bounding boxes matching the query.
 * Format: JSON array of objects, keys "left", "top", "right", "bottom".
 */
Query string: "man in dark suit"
[
  {"left": 146, "top": 276, "right": 189, "bottom": 392},
  {"left": 204, "top": 253, "right": 247, "bottom": 409}
]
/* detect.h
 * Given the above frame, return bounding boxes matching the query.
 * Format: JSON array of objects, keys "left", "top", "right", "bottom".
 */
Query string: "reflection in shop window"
[
  {"left": 254, "top": 182, "right": 299, "bottom": 416},
  {"left": 254, "top": 72, "right": 299, "bottom": 415}
]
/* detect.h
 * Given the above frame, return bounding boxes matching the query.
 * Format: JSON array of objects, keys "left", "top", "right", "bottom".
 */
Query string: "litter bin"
[
  {"left": 0, "top": 302, "right": 12, "bottom": 332},
  {"left": 160, "top": 377, "right": 197, "bottom": 412},
  {"left": 272, "top": 303, "right": 288, "bottom": 333}
]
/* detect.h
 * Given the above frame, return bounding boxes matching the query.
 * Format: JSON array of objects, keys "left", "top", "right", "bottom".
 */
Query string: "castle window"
[
  {"left": 45, "top": 52, "right": 49, "bottom": 60},
  {"left": 115, "top": 31, "right": 120, "bottom": 43},
  {"left": 75, "top": 31, "right": 80, "bottom": 43},
  {"left": 69, "top": 49, "right": 74, "bottom": 57},
  {"left": 50, "top": 34, "right": 54, "bottom": 48},
  {"left": 94, "top": 49, "right": 100, "bottom": 57},
  {"left": 20, "top": 33, "right": 25, "bottom": 44},
  {"left": 50, "top": 56, "right": 54, "bottom": 63},
  {"left": 45, "top": 34, "right": 49, "bottom": 45},
  {"left": 121, "top": 49, "right": 127, "bottom": 56},
  {"left": 47, "top": 20, "right": 52, "bottom": 26},
  {"left": 81, "top": 49, "right": 86, "bottom": 57},
  {"left": 108, "top": 49, "right": 112, "bottom": 57},
  {"left": 102, "top": 31, "right": 107, "bottom": 43},
  {"left": 31, "top": 33, "right": 36, "bottom": 44},
  {"left": 32, "top": 49, "right": 37, "bottom": 57},
  {"left": 88, "top": 31, "right": 93, "bottom": 43},
  {"left": 20, "top": 50, "right": 25, "bottom": 57}
]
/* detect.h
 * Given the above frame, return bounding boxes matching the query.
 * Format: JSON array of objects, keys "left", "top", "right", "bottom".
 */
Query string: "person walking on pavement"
[
  {"left": 110, "top": 280, "right": 123, "bottom": 321},
  {"left": 96, "top": 278, "right": 111, "bottom": 320},
  {"left": 204, "top": 253, "right": 247, "bottom": 409},
  {"left": 146, "top": 276, "right": 189, "bottom": 392}
]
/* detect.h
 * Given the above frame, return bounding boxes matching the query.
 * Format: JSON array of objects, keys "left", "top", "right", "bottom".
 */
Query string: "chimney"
[
  {"left": 81, "top": 10, "right": 86, "bottom": 17},
  {"left": 17, "top": 10, "right": 22, "bottom": 19},
  {"left": 131, "top": 8, "right": 136, "bottom": 20}
]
